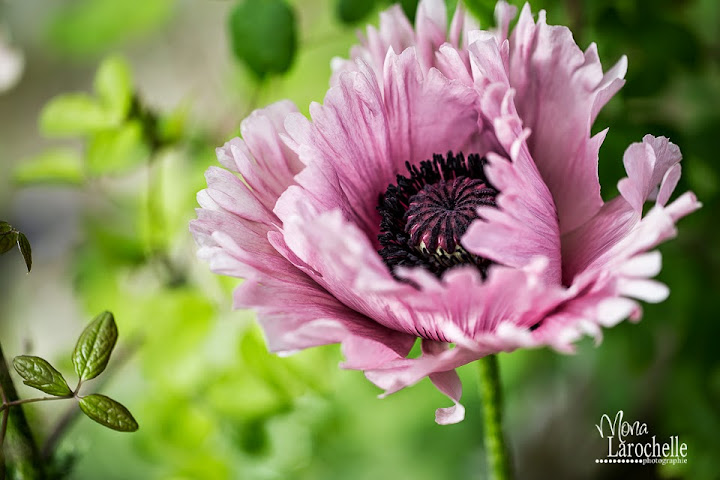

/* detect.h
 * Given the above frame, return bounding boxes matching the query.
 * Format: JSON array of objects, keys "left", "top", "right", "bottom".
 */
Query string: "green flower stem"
[
  {"left": 478, "top": 354, "right": 512, "bottom": 480},
  {"left": 0, "top": 342, "right": 46, "bottom": 479}
]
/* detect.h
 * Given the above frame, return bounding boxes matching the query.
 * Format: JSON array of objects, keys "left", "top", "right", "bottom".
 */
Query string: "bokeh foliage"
[{"left": 0, "top": 0, "right": 719, "bottom": 479}]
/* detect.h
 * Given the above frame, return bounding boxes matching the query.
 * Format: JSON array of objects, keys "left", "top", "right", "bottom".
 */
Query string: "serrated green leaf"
[
  {"left": 79, "top": 394, "right": 138, "bottom": 432},
  {"left": 228, "top": 0, "right": 297, "bottom": 79},
  {"left": 17, "top": 233, "right": 32, "bottom": 272},
  {"left": 72, "top": 311, "right": 118, "bottom": 381},
  {"left": 0, "top": 228, "right": 18, "bottom": 255},
  {"left": 0, "top": 222, "right": 11, "bottom": 235},
  {"left": 94, "top": 56, "right": 133, "bottom": 121},
  {"left": 336, "top": 0, "right": 376, "bottom": 24},
  {"left": 87, "top": 120, "right": 149, "bottom": 175},
  {"left": 40, "top": 93, "right": 121, "bottom": 137},
  {"left": 12, "top": 356, "right": 72, "bottom": 396},
  {"left": 13, "top": 148, "right": 85, "bottom": 186}
]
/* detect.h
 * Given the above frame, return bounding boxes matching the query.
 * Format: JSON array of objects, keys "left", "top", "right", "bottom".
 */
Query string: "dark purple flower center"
[{"left": 377, "top": 151, "right": 498, "bottom": 278}]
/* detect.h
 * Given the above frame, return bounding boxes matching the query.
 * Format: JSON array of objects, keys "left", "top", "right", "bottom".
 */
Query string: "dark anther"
[{"left": 377, "top": 151, "right": 498, "bottom": 279}]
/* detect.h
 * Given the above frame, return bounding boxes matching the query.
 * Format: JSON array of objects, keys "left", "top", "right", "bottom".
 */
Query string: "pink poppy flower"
[{"left": 191, "top": 0, "right": 700, "bottom": 424}]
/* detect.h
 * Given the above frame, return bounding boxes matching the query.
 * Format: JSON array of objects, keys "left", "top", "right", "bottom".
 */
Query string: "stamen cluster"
[{"left": 377, "top": 152, "right": 498, "bottom": 278}]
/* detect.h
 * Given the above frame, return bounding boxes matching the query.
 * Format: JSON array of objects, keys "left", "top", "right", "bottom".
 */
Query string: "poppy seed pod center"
[{"left": 377, "top": 152, "right": 498, "bottom": 278}]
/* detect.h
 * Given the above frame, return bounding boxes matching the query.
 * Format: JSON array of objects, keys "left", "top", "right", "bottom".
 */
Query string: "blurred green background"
[{"left": 0, "top": 0, "right": 719, "bottom": 478}]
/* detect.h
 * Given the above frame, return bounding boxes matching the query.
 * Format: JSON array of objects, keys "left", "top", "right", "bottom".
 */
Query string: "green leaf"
[
  {"left": 13, "top": 149, "right": 85, "bottom": 186},
  {"left": 228, "top": 0, "right": 297, "bottom": 79},
  {"left": 72, "top": 311, "right": 119, "bottom": 381},
  {"left": 79, "top": 394, "right": 138, "bottom": 432},
  {"left": 12, "top": 356, "right": 73, "bottom": 397},
  {"left": 87, "top": 120, "right": 149, "bottom": 175},
  {"left": 336, "top": 0, "right": 376, "bottom": 24},
  {"left": 157, "top": 102, "right": 189, "bottom": 145},
  {"left": 461, "top": 0, "right": 495, "bottom": 26},
  {"left": 381, "top": 0, "right": 420, "bottom": 22},
  {"left": 17, "top": 233, "right": 32, "bottom": 272},
  {"left": 40, "top": 93, "right": 121, "bottom": 137},
  {"left": 94, "top": 56, "right": 133, "bottom": 121},
  {"left": 0, "top": 225, "right": 18, "bottom": 255}
]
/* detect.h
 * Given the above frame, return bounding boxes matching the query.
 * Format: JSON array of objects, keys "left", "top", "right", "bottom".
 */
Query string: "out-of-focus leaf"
[
  {"left": 87, "top": 222, "right": 146, "bottom": 266},
  {"left": 17, "top": 233, "right": 32, "bottom": 272},
  {"left": 228, "top": 0, "right": 297, "bottom": 79},
  {"left": 402, "top": 0, "right": 422, "bottom": 22},
  {"left": 46, "top": 0, "right": 174, "bottom": 56},
  {"left": 462, "top": 0, "right": 495, "bottom": 26},
  {"left": 137, "top": 396, "right": 215, "bottom": 458},
  {"left": 0, "top": 222, "right": 18, "bottom": 255},
  {"left": 87, "top": 120, "right": 149, "bottom": 175},
  {"left": 94, "top": 56, "right": 133, "bottom": 121},
  {"left": 79, "top": 394, "right": 138, "bottom": 432},
  {"left": 139, "top": 290, "right": 214, "bottom": 389},
  {"left": 72, "top": 311, "right": 118, "bottom": 382},
  {"left": 336, "top": 0, "right": 376, "bottom": 24},
  {"left": 12, "top": 356, "right": 73, "bottom": 396},
  {"left": 40, "top": 93, "right": 120, "bottom": 137},
  {"left": 157, "top": 103, "right": 189, "bottom": 145},
  {"left": 687, "top": 156, "right": 718, "bottom": 200},
  {"left": 13, "top": 149, "right": 85, "bottom": 186}
]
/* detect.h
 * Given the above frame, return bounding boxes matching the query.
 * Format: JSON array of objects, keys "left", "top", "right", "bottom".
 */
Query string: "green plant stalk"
[
  {"left": 478, "top": 355, "right": 512, "bottom": 480},
  {"left": 0, "top": 342, "right": 46, "bottom": 480}
]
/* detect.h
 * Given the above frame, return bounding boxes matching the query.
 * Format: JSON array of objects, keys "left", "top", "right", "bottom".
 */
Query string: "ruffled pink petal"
[
  {"left": 493, "top": 1, "right": 518, "bottom": 43},
  {"left": 419, "top": 341, "right": 467, "bottom": 424},
  {"left": 395, "top": 258, "right": 570, "bottom": 342},
  {"left": 365, "top": 345, "right": 484, "bottom": 395},
  {"left": 449, "top": 3, "right": 479, "bottom": 49},
  {"left": 284, "top": 48, "right": 481, "bottom": 239},
  {"left": 274, "top": 197, "right": 566, "bottom": 346},
  {"left": 383, "top": 49, "right": 481, "bottom": 176},
  {"left": 562, "top": 136, "right": 692, "bottom": 282},
  {"left": 508, "top": 4, "right": 627, "bottom": 234},
  {"left": 332, "top": 0, "right": 479, "bottom": 85},
  {"left": 273, "top": 202, "right": 422, "bottom": 335},
  {"left": 462, "top": 82, "right": 562, "bottom": 285},
  {"left": 284, "top": 61, "right": 395, "bottom": 235},
  {"left": 192, "top": 102, "right": 415, "bottom": 374},
  {"left": 272, "top": 200, "right": 569, "bottom": 422},
  {"left": 537, "top": 136, "right": 700, "bottom": 350},
  {"left": 192, "top": 101, "right": 304, "bottom": 281},
  {"left": 560, "top": 196, "right": 636, "bottom": 284},
  {"left": 233, "top": 273, "right": 414, "bottom": 365},
  {"left": 217, "top": 100, "right": 303, "bottom": 211},
  {"left": 415, "top": 0, "right": 447, "bottom": 70},
  {"left": 617, "top": 134, "right": 682, "bottom": 213},
  {"left": 331, "top": 5, "right": 416, "bottom": 85},
  {"left": 535, "top": 196, "right": 699, "bottom": 352}
]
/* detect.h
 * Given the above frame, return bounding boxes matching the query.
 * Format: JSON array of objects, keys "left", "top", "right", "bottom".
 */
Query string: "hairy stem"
[
  {"left": 478, "top": 355, "right": 512, "bottom": 480},
  {"left": 0, "top": 342, "right": 45, "bottom": 479}
]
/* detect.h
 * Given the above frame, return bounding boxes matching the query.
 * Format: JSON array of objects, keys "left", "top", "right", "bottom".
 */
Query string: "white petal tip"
[{"left": 435, "top": 403, "right": 466, "bottom": 425}]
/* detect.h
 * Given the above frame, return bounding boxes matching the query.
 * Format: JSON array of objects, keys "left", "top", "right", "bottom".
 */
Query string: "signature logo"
[{"left": 594, "top": 410, "right": 688, "bottom": 465}]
